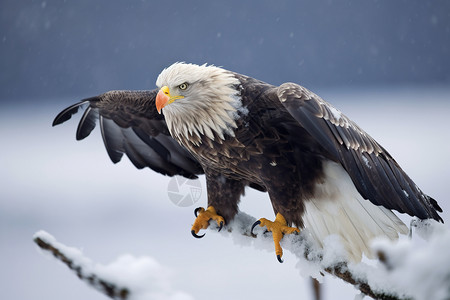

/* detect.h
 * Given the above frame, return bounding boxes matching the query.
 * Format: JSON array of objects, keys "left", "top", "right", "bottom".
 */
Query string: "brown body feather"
[{"left": 177, "top": 74, "right": 332, "bottom": 226}]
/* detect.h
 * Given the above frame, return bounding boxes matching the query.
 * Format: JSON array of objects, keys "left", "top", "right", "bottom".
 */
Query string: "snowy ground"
[{"left": 1, "top": 86, "right": 449, "bottom": 300}]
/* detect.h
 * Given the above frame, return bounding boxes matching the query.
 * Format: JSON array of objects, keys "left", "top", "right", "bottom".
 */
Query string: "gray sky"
[{"left": 1, "top": 0, "right": 449, "bottom": 102}]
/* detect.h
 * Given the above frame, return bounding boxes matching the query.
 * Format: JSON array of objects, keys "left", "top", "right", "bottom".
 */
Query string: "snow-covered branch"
[
  {"left": 34, "top": 231, "right": 130, "bottom": 299},
  {"left": 34, "top": 213, "right": 450, "bottom": 300},
  {"left": 222, "top": 213, "right": 450, "bottom": 300},
  {"left": 216, "top": 212, "right": 404, "bottom": 300},
  {"left": 33, "top": 231, "right": 193, "bottom": 300}
]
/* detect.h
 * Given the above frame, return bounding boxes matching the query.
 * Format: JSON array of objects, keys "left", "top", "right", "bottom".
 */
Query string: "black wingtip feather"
[
  {"left": 53, "top": 97, "right": 99, "bottom": 127},
  {"left": 429, "top": 197, "right": 443, "bottom": 213},
  {"left": 52, "top": 101, "right": 87, "bottom": 126}
]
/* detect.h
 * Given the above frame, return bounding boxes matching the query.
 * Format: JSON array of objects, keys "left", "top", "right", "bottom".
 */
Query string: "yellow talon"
[
  {"left": 251, "top": 213, "right": 300, "bottom": 263},
  {"left": 191, "top": 206, "right": 225, "bottom": 238}
]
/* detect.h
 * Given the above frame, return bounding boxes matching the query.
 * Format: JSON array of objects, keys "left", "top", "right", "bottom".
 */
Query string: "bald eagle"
[{"left": 54, "top": 62, "right": 443, "bottom": 262}]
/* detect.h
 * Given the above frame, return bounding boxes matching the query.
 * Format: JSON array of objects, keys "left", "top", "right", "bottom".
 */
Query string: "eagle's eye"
[{"left": 178, "top": 83, "right": 189, "bottom": 90}]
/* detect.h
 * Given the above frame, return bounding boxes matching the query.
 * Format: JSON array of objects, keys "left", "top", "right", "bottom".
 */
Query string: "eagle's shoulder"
[{"left": 277, "top": 82, "right": 385, "bottom": 155}]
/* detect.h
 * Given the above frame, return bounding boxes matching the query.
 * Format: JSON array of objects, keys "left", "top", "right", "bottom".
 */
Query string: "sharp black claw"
[
  {"left": 218, "top": 221, "right": 224, "bottom": 232},
  {"left": 250, "top": 220, "right": 261, "bottom": 235},
  {"left": 191, "top": 230, "right": 205, "bottom": 239},
  {"left": 194, "top": 207, "right": 202, "bottom": 217},
  {"left": 277, "top": 255, "right": 284, "bottom": 263}
]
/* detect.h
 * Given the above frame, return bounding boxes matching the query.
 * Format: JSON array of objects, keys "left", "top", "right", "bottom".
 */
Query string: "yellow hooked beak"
[{"left": 155, "top": 86, "right": 185, "bottom": 114}]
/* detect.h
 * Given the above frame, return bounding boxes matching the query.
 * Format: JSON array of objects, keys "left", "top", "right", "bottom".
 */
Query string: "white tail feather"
[{"left": 303, "top": 161, "right": 409, "bottom": 262}]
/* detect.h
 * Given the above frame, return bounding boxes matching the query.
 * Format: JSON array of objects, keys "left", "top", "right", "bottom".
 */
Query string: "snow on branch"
[
  {"left": 33, "top": 231, "right": 193, "bottom": 300},
  {"left": 220, "top": 212, "right": 450, "bottom": 300},
  {"left": 34, "top": 214, "right": 450, "bottom": 300},
  {"left": 217, "top": 212, "right": 405, "bottom": 300}
]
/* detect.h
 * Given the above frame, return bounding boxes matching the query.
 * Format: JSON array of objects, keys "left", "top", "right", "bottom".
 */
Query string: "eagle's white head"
[{"left": 155, "top": 62, "right": 243, "bottom": 146}]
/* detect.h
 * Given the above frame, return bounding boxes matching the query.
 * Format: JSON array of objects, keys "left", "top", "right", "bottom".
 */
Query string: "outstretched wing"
[
  {"left": 53, "top": 90, "right": 204, "bottom": 178},
  {"left": 277, "top": 82, "right": 442, "bottom": 222}
]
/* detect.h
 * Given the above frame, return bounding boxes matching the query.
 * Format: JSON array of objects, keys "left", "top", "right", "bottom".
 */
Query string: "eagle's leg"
[
  {"left": 191, "top": 206, "right": 225, "bottom": 238},
  {"left": 251, "top": 213, "right": 300, "bottom": 263},
  {"left": 190, "top": 170, "right": 245, "bottom": 238}
]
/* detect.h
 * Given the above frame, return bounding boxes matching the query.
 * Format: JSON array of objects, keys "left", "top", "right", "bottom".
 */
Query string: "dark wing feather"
[
  {"left": 99, "top": 115, "right": 125, "bottom": 163},
  {"left": 277, "top": 82, "right": 442, "bottom": 222},
  {"left": 54, "top": 90, "right": 204, "bottom": 178},
  {"left": 53, "top": 98, "right": 94, "bottom": 126},
  {"left": 76, "top": 106, "right": 98, "bottom": 140}
]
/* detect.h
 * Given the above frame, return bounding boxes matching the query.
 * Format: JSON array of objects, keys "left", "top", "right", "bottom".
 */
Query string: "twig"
[
  {"left": 34, "top": 232, "right": 130, "bottom": 300},
  {"left": 311, "top": 277, "right": 322, "bottom": 300}
]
